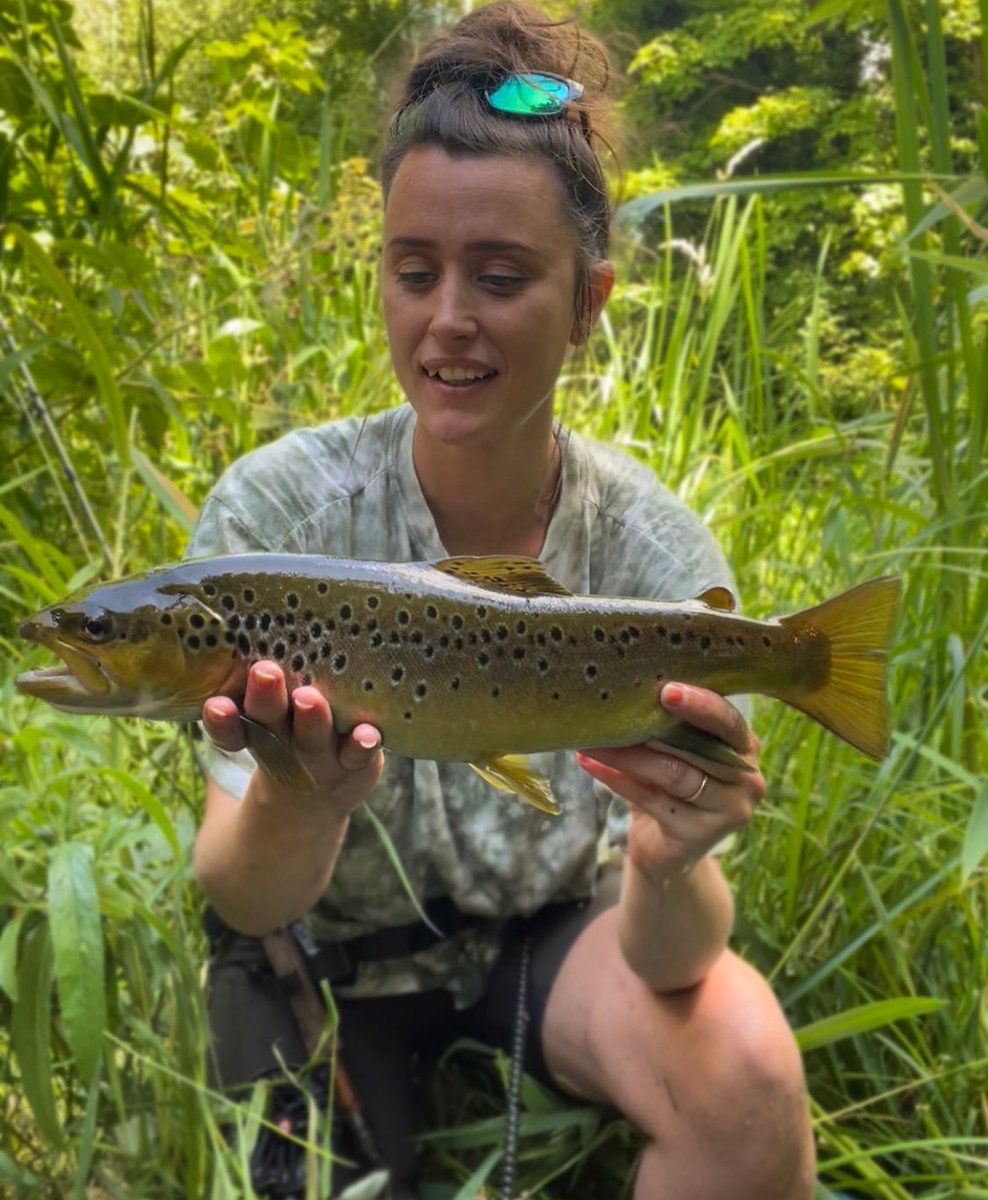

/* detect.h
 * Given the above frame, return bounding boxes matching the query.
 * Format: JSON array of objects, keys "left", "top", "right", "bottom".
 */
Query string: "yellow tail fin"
[{"left": 779, "top": 576, "right": 902, "bottom": 759}]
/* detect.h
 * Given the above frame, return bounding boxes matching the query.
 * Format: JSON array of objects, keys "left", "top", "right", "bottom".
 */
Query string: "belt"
[{"left": 204, "top": 895, "right": 499, "bottom": 988}]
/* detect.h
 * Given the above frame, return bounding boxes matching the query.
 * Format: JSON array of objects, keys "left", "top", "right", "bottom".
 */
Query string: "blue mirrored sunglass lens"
[{"left": 487, "top": 73, "right": 579, "bottom": 115}]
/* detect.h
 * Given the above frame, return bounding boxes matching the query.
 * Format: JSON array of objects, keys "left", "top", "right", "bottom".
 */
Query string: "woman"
[{"left": 189, "top": 4, "right": 816, "bottom": 1196}]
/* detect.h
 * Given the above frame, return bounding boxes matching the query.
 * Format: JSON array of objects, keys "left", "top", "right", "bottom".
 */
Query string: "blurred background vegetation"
[{"left": 0, "top": 0, "right": 985, "bottom": 1196}]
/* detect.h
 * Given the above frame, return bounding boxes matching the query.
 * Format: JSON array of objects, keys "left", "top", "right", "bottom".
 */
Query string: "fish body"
[{"left": 16, "top": 554, "right": 901, "bottom": 811}]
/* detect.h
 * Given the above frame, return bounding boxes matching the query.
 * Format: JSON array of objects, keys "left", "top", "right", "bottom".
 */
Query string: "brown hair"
[{"left": 382, "top": 2, "right": 616, "bottom": 324}]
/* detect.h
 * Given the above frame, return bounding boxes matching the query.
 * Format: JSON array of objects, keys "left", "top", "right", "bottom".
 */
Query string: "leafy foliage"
[{"left": 0, "top": 0, "right": 986, "bottom": 1196}]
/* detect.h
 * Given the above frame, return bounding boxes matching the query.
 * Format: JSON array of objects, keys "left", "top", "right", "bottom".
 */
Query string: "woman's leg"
[{"left": 541, "top": 906, "right": 816, "bottom": 1200}]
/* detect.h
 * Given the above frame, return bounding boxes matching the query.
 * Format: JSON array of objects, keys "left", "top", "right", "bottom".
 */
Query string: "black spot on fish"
[
  {"left": 414, "top": 682, "right": 427, "bottom": 700},
  {"left": 190, "top": 613, "right": 205, "bottom": 629},
  {"left": 320, "top": 644, "right": 331, "bottom": 658},
  {"left": 762, "top": 635, "right": 772, "bottom": 647},
  {"left": 549, "top": 626, "right": 562, "bottom": 642},
  {"left": 425, "top": 604, "right": 438, "bottom": 620},
  {"left": 424, "top": 644, "right": 435, "bottom": 660},
  {"left": 537, "top": 658, "right": 549, "bottom": 673},
  {"left": 619, "top": 630, "right": 631, "bottom": 645},
  {"left": 585, "top": 664, "right": 598, "bottom": 680},
  {"left": 403, "top": 711, "right": 412, "bottom": 721},
  {"left": 670, "top": 632, "right": 682, "bottom": 645},
  {"left": 725, "top": 635, "right": 735, "bottom": 647},
  {"left": 237, "top": 633, "right": 250, "bottom": 655},
  {"left": 736, "top": 636, "right": 745, "bottom": 646},
  {"left": 309, "top": 650, "right": 318, "bottom": 665},
  {"left": 349, "top": 622, "right": 360, "bottom": 636},
  {"left": 600, "top": 690, "right": 609, "bottom": 701},
  {"left": 206, "top": 634, "right": 218, "bottom": 648},
  {"left": 397, "top": 610, "right": 410, "bottom": 626},
  {"left": 404, "top": 593, "right": 413, "bottom": 602},
  {"left": 593, "top": 627, "right": 605, "bottom": 642},
  {"left": 203, "top": 584, "right": 216, "bottom": 597},
  {"left": 287, "top": 593, "right": 299, "bottom": 610},
  {"left": 243, "top": 588, "right": 255, "bottom": 603},
  {"left": 161, "top": 612, "right": 172, "bottom": 626},
  {"left": 333, "top": 653, "right": 347, "bottom": 672},
  {"left": 467, "top": 632, "right": 478, "bottom": 646},
  {"left": 224, "top": 631, "right": 235, "bottom": 645},
  {"left": 700, "top": 635, "right": 711, "bottom": 650},
  {"left": 260, "top": 613, "right": 272, "bottom": 632},
  {"left": 257, "top": 639, "right": 268, "bottom": 655},
  {"left": 513, "top": 647, "right": 525, "bottom": 661},
  {"left": 491, "top": 685, "right": 500, "bottom": 698},
  {"left": 389, "top": 631, "right": 401, "bottom": 645},
  {"left": 438, "top": 635, "right": 450, "bottom": 648},
  {"left": 285, "top": 612, "right": 295, "bottom": 626},
  {"left": 367, "top": 595, "right": 380, "bottom": 610},
  {"left": 453, "top": 637, "right": 464, "bottom": 650},
  {"left": 245, "top": 614, "right": 256, "bottom": 631},
  {"left": 477, "top": 651, "right": 490, "bottom": 667},
  {"left": 391, "top": 665, "right": 404, "bottom": 684},
  {"left": 657, "top": 625, "right": 667, "bottom": 638},
  {"left": 480, "top": 629, "right": 492, "bottom": 643},
  {"left": 292, "top": 654, "right": 305, "bottom": 671},
  {"left": 496, "top": 625, "right": 508, "bottom": 641},
  {"left": 628, "top": 626, "right": 640, "bottom": 640},
  {"left": 273, "top": 643, "right": 286, "bottom": 660},
  {"left": 451, "top": 614, "right": 464, "bottom": 631},
  {"left": 535, "top": 632, "right": 546, "bottom": 646},
  {"left": 301, "top": 673, "right": 312, "bottom": 686},
  {"left": 410, "top": 630, "right": 423, "bottom": 645},
  {"left": 326, "top": 619, "right": 336, "bottom": 632},
  {"left": 226, "top": 614, "right": 241, "bottom": 633},
  {"left": 222, "top": 595, "right": 235, "bottom": 611},
  {"left": 370, "top": 632, "right": 384, "bottom": 648},
  {"left": 451, "top": 677, "right": 460, "bottom": 690},
  {"left": 615, "top": 645, "right": 626, "bottom": 659},
  {"left": 363, "top": 680, "right": 374, "bottom": 691},
  {"left": 365, "top": 618, "right": 378, "bottom": 632},
  {"left": 275, "top": 614, "right": 286, "bottom": 628},
  {"left": 303, "top": 611, "right": 313, "bottom": 622},
  {"left": 311, "top": 622, "right": 322, "bottom": 638},
  {"left": 318, "top": 582, "right": 328, "bottom": 595},
  {"left": 476, "top": 605, "right": 488, "bottom": 618},
  {"left": 550, "top": 691, "right": 560, "bottom": 701},
  {"left": 187, "top": 635, "right": 200, "bottom": 650},
  {"left": 287, "top": 633, "right": 298, "bottom": 646},
  {"left": 516, "top": 620, "right": 526, "bottom": 635},
  {"left": 339, "top": 603, "right": 351, "bottom": 620}
]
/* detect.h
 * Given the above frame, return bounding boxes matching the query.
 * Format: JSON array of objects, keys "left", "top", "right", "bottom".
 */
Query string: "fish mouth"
[{"left": 15, "top": 635, "right": 121, "bottom": 710}]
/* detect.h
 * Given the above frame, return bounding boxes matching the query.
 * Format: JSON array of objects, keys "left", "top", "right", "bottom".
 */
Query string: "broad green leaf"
[
  {"left": 96, "top": 766, "right": 182, "bottom": 861},
  {"left": 962, "top": 782, "right": 988, "bottom": 882},
  {"left": 48, "top": 842, "right": 107, "bottom": 1079},
  {"left": 129, "top": 445, "right": 199, "bottom": 535},
  {"left": 10, "top": 918, "right": 62, "bottom": 1146},
  {"left": 0, "top": 908, "right": 26, "bottom": 1002},
  {"left": 794, "top": 997, "right": 946, "bottom": 1053}
]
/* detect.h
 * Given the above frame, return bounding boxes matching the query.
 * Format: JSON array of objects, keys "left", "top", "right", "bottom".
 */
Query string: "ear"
[{"left": 570, "top": 261, "right": 615, "bottom": 346}]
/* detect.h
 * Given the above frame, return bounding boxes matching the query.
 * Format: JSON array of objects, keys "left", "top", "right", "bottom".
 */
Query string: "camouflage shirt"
[{"left": 187, "top": 404, "right": 736, "bottom": 1006}]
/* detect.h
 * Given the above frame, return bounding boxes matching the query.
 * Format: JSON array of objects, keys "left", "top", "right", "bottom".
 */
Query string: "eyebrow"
[{"left": 385, "top": 236, "right": 542, "bottom": 256}]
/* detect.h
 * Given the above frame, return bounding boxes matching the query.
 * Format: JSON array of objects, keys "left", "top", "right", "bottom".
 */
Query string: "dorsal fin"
[
  {"left": 697, "top": 586, "right": 736, "bottom": 612},
  {"left": 434, "top": 555, "right": 572, "bottom": 597}
]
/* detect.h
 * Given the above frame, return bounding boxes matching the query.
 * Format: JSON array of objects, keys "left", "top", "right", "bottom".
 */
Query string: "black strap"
[{"left": 205, "top": 895, "right": 497, "bottom": 987}]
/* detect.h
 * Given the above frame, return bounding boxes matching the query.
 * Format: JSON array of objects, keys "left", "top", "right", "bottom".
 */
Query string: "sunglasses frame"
[{"left": 486, "top": 72, "right": 586, "bottom": 119}]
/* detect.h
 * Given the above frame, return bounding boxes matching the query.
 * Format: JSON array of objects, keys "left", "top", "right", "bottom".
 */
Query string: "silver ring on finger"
[{"left": 683, "top": 773, "right": 709, "bottom": 803}]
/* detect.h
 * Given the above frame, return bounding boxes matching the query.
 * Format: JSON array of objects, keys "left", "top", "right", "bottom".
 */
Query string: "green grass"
[{"left": 0, "top": 1, "right": 986, "bottom": 1196}]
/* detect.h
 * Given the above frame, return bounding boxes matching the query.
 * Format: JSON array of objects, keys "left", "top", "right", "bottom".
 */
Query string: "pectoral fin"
[
  {"left": 240, "top": 715, "right": 316, "bottom": 792},
  {"left": 470, "top": 754, "right": 561, "bottom": 815},
  {"left": 650, "top": 722, "right": 755, "bottom": 772}
]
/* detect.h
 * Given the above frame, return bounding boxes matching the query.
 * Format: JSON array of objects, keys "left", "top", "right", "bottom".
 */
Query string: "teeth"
[{"left": 428, "top": 367, "right": 492, "bottom": 383}]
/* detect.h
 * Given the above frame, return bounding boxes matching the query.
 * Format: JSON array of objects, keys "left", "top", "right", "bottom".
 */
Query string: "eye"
[{"left": 82, "top": 612, "right": 113, "bottom": 641}]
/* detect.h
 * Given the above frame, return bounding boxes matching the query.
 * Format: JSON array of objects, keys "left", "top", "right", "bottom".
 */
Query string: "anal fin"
[
  {"left": 470, "top": 754, "right": 561, "bottom": 815},
  {"left": 240, "top": 714, "right": 316, "bottom": 792},
  {"left": 650, "top": 722, "right": 755, "bottom": 772}
]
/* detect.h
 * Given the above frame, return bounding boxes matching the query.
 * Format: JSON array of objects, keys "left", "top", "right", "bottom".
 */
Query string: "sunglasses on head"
[{"left": 486, "top": 72, "right": 585, "bottom": 118}]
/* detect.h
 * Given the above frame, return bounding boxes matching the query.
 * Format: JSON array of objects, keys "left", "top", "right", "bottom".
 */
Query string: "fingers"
[
  {"left": 660, "top": 683, "right": 757, "bottom": 757},
  {"left": 578, "top": 743, "right": 709, "bottom": 806}
]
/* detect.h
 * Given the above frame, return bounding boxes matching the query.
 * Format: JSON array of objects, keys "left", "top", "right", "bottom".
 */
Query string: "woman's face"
[{"left": 381, "top": 147, "right": 600, "bottom": 450}]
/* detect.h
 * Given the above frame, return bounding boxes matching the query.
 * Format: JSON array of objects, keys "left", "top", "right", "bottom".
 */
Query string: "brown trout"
[{"left": 16, "top": 554, "right": 901, "bottom": 813}]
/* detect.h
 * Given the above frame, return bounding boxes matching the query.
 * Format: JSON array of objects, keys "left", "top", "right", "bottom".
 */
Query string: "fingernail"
[
  {"left": 255, "top": 666, "right": 278, "bottom": 686},
  {"left": 354, "top": 729, "right": 380, "bottom": 751},
  {"left": 295, "top": 698, "right": 314, "bottom": 715},
  {"left": 664, "top": 683, "right": 685, "bottom": 706}
]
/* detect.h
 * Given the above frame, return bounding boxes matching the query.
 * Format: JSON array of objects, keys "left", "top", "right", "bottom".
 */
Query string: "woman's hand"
[
  {"left": 202, "top": 660, "right": 384, "bottom": 820},
  {"left": 576, "top": 682, "right": 765, "bottom": 881}
]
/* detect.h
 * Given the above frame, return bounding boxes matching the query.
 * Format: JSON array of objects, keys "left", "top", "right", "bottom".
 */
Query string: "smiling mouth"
[{"left": 424, "top": 366, "right": 496, "bottom": 385}]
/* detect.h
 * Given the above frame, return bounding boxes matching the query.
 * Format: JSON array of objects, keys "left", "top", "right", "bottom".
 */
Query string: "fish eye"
[{"left": 82, "top": 612, "right": 114, "bottom": 641}]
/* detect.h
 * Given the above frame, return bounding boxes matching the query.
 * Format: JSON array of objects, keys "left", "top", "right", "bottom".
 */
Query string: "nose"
[{"left": 429, "top": 275, "right": 477, "bottom": 342}]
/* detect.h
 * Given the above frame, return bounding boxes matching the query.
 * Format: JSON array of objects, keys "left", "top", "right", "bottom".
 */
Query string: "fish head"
[{"left": 16, "top": 569, "right": 246, "bottom": 720}]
